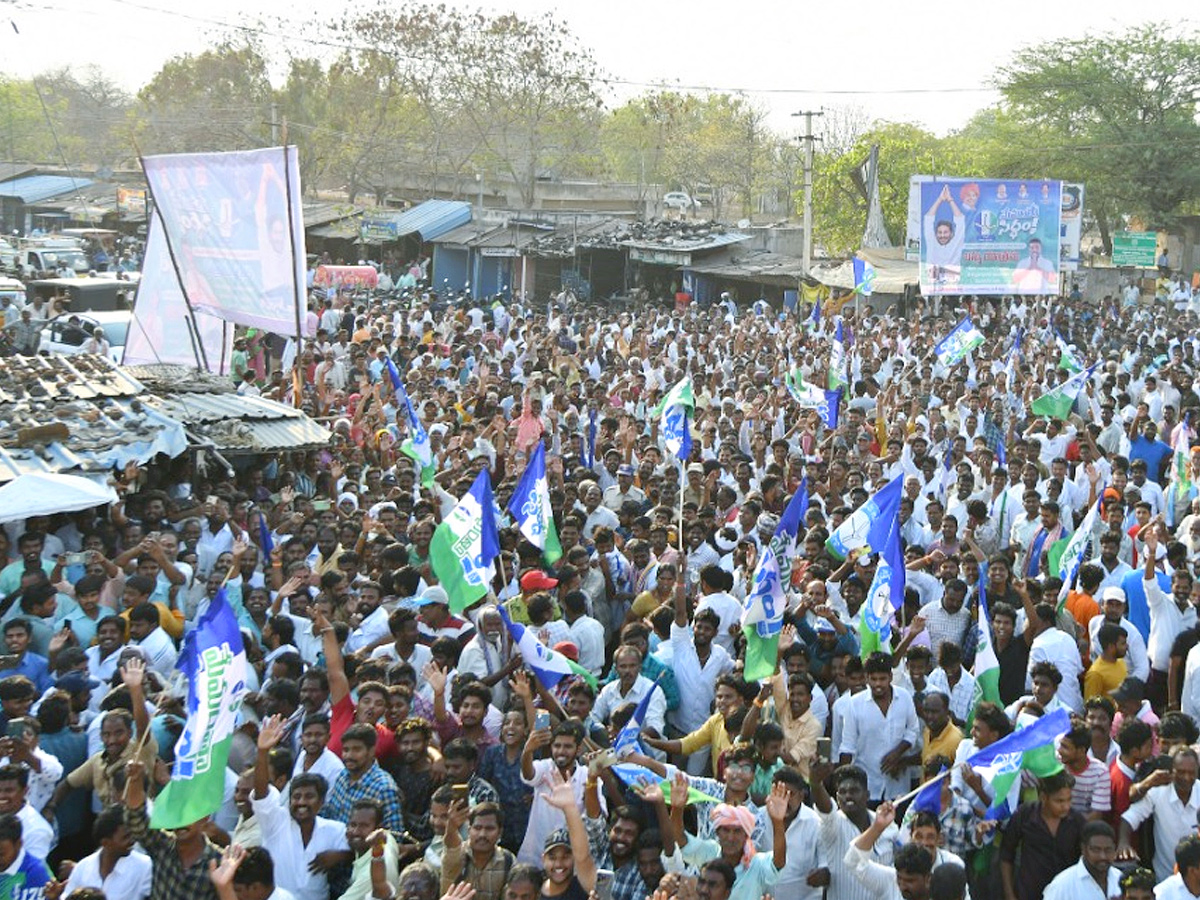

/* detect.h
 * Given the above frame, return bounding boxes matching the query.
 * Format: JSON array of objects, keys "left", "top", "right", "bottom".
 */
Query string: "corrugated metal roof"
[
  {"left": 143, "top": 392, "right": 332, "bottom": 453},
  {"left": 0, "top": 355, "right": 188, "bottom": 483},
  {"left": 303, "top": 201, "right": 361, "bottom": 229},
  {"left": 391, "top": 199, "right": 472, "bottom": 241},
  {"left": 430, "top": 222, "right": 498, "bottom": 247},
  {"left": 0, "top": 175, "right": 94, "bottom": 204},
  {"left": 620, "top": 231, "right": 750, "bottom": 253},
  {"left": 309, "top": 218, "right": 363, "bottom": 240}
]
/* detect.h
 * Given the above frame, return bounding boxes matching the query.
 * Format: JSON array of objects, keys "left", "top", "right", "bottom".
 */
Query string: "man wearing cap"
[
  {"left": 506, "top": 570, "right": 560, "bottom": 626},
  {"left": 415, "top": 586, "right": 475, "bottom": 646},
  {"left": 604, "top": 464, "right": 645, "bottom": 512},
  {"left": 1089, "top": 587, "right": 1150, "bottom": 684}
]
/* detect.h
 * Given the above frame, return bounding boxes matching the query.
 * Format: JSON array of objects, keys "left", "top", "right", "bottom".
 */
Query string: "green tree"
[
  {"left": 997, "top": 23, "right": 1200, "bottom": 245},
  {"left": 0, "top": 76, "right": 59, "bottom": 162},
  {"left": 812, "top": 121, "right": 977, "bottom": 256},
  {"left": 133, "top": 39, "right": 274, "bottom": 154}
]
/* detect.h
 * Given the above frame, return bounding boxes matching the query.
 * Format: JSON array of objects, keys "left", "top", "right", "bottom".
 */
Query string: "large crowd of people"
[{"left": 2, "top": 272, "right": 1200, "bottom": 900}]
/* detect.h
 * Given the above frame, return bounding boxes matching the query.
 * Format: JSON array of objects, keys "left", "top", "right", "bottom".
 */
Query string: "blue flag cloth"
[
  {"left": 910, "top": 771, "right": 945, "bottom": 816},
  {"left": 808, "top": 297, "right": 821, "bottom": 330},
  {"left": 498, "top": 604, "right": 596, "bottom": 689},
  {"left": 770, "top": 478, "right": 809, "bottom": 559},
  {"left": 821, "top": 389, "right": 841, "bottom": 430},
  {"left": 257, "top": 511, "right": 273, "bottom": 558},
  {"left": 664, "top": 405, "right": 692, "bottom": 461},
  {"left": 384, "top": 356, "right": 434, "bottom": 482},
  {"left": 613, "top": 675, "right": 662, "bottom": 755},
  {"left": 581, "top": 408, "right": 598, "bottom": 469},
  {"left": 934, "top": 317, "right": 985, "bottom": 366},
  {"left": 151, "top": 587, "right": 248, "bottom": 828},
  {"left": 826, "top": 474, "right": 904, "bottom": 560},
  {"left": 860, "top": 514, "right": 905, "bottom": 656},
  {"left": 852, "top": 257, "right": 876, "bottom": 296},
  {"left": 507, "top": 442, "right": 562, "bottom": 564}
]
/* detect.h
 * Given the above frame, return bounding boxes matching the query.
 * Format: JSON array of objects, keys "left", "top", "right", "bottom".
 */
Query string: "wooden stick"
[{"left": 892, "top": 764, "right": 956, "bottom": 807}]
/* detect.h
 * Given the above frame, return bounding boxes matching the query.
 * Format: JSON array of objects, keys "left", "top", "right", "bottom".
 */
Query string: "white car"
[
  {"left": 663, "top": 191, "right": 698, "bottom": 211},
  {"left": 37, "top": 311, "right": 129, "bottom": 365}
]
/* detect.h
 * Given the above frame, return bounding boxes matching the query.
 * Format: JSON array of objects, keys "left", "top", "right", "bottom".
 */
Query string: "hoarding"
[
  {"left": 1059, "top": 183, "right": 1084, "bottom": 271},
  {"left": 917, "top": 178, "right": 1063, "bottom": 296},
  {"left": 141, "top": 146, "right": 310, "bottom": 337},
  {"left": 1112, "top": 231, "right": 1157, "bottom": 268}
]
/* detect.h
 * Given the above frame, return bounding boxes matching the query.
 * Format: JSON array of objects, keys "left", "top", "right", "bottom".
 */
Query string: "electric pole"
[{"left": 792, "top": 109, "right": 823, "bottom": 275}]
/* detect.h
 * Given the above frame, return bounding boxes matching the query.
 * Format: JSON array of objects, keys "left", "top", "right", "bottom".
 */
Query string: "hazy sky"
[{"left": 2, "top": 0, "right": 1194, "bottom": 138}]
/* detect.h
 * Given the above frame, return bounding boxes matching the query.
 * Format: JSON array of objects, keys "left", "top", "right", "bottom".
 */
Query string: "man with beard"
[
  {"left": 292, "top": 713, "right": 346, "bottom": 787},
  {"left": 341, "top": 798, "right": 401, "bottom": 900},
  {"left": 441, "top": 800, "right": 514, "bottom": 900},
  {"left": 322, "top": 723, "right": 403, "bottom": 833},
  {"left": 252, "top": 714, "right": 351, "bottom": 900},
  {"left": 456, "top": 606, "right": 519, "bottom": 710},
  {"left": 387, "top": 718, "right": 437, "bottom": 840},
  {"left": 518, "top": 720, "right": 600, "bottom": 865},
  {"left": 426, "top": 667, "right": 498, "bottom": 750}
]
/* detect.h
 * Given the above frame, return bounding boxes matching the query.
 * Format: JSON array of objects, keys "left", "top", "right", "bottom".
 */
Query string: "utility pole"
[
  {"left": 792, "top": 109, "right": 823, "bottom": 275},
  {"left": 270, "top": 102, "right": 280, "bottom": 145}
]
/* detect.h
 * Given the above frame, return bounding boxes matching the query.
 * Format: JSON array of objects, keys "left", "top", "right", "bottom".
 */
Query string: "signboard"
[
  {"left": 917, "top": 178, "right": 1063, "bottom": 296},
  {"left": 1112, "top": 231, "right": 1157, "bottom": 268},
  {"left": 116, "top": 187, "right": 147, "bottom": 218},
  {"left": 628, "top": 246, "right": 691, "bottom": 266},
  {"left": 313, "top": 265, "right": 378, "bottom": 289},
  {"left": 141, "top": 146, "right": 310, "bottom": 337},
  {"left": 360, "top": 214, "right": 400, "bottom": 243},
  {"left": 1059, "top": 183, "right": 1084, "bottom": 272}
]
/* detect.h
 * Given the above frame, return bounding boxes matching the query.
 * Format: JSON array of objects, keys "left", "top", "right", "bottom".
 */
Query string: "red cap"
[
  {"left": 520, "top": 570, "right": 559, "bottom": 592},
  {"left": 554, "top": 641, "right": 580, "bottom": 662}
]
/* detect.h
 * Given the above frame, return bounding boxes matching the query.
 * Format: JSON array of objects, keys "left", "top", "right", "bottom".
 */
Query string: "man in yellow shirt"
[
  {"left": 1084, "top": 622, "right": 1128, "bottom": 700},
  {"left": 920, "top": 691, "right": 962, "bottom": 767}
]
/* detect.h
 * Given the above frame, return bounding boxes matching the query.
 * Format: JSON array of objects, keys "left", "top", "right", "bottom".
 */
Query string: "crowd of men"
[{"left": 2, "top": 276, "right": 1200, "bottom": 900}]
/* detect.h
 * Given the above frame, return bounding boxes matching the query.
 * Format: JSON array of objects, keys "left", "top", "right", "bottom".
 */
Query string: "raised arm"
[
  {"left": 254, "top": 714, "right": 286, "bottom": 799},
  {"left": 314, "top": 609, "right": 348, "bottom": 704},
  {"left": 544, "top": 777, "right": 597, "bottom": 891}
]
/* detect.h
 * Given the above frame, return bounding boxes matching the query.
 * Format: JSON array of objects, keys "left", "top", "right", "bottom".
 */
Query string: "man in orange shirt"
[{"left": 1065, "top": 563, "right": 1103, "bottom": 634}]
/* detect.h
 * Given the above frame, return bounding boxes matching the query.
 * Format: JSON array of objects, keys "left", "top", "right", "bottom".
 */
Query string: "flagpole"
[
  {"left": 893, "top": 764, "right": 957, "bottom": 807},
  {"left": 677, "top": 456, "right": 685, "bottom": 554}
]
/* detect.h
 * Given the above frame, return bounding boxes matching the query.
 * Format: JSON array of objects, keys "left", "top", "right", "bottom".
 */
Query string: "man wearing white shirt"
[
  {"left": 1119, "top": 746, "right": 1200, "bottom": 882},
  {"left": 1088, "top": 588, "right": 1150, "bottom": 683},
  {"left": 592, "top": 647, "right": 667, "bottom": 737},
  {"left": 62, "top": 805, "right": 152, "bottom": 900},
  {"left": 1156, "top": 834, "right": 1200, "bottom": 900},
  {"left": 127, "top": 603, "right": 178, "bottom": 679},
  {"left": 1026, "top": 603, "right": 1085, "bottom": 713},
  {"left": 1144, "top": 527, "right": 1196, "bottom": 710},
  {"left": 668, "top": 596, "right": 733, "bottom": 774},
  {"left": 1043, "top": 820, "right": 1122, "bottom": 900},
  {"left": 292, "top": 714, "right": 346, "bottom": 788},
  {"left": 343, "top": 585, "right": 390, "bottom": 654},
  {"left": 252, "top": 715, "right": 351, "bottom": 900},
  {"left": 562, "top": 591, "right": 605, "bottom": 677},
  {"left": 0, "top": 764, "right": 54, "bottom": 862},
  {"left": 838, "top": 653, "right": 920, "bottom": 801},
  {"left": 774, "top": 767, "right": 828, "bottom": 900},
  {"left": 456, "top": 606, "right": 514, "bottom": 710}
]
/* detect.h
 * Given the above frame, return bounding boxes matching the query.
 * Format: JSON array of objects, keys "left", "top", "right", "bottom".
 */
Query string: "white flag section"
[
  {"left": 123, "top": 214, "right": 233, "bottom": 373},
  {"left": 142, "top": 146, "right": 312, "bottom": 337}
]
